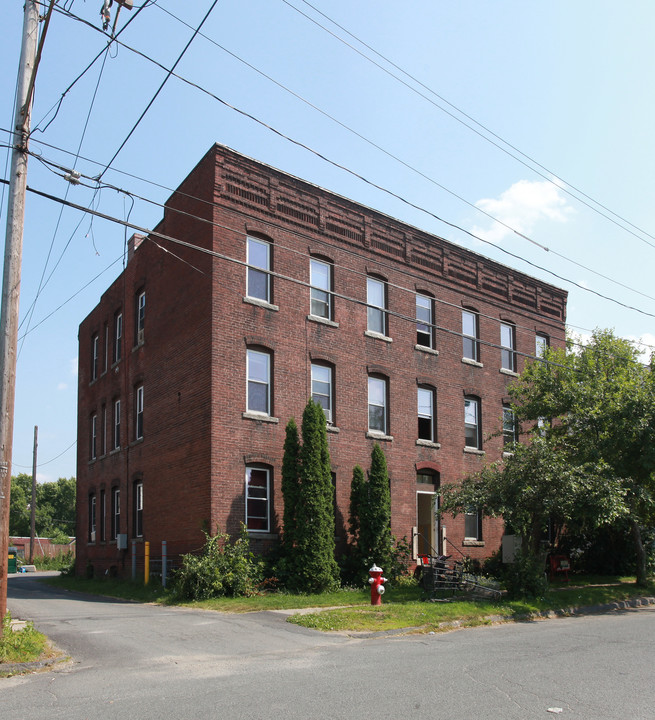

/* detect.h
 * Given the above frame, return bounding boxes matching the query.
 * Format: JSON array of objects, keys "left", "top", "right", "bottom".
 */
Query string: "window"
[
  {"left": 310, "top": 258, "right": 332, "bottom": 320},
  {"left": 247, "top": 349, "right": 271, "bottom": 415},
  {"left": 113, "top": 312, "right": 123, "bottom": 364},
  {"left": 90, "top": 414, "right": 97, "bottom": 461},
  {"left": 368, "top": 375, "right": 388, "bottom": 434},
  {"left": 417, "top": 387, "right": 436, "bottom": 442},
  {"left": 417, "top": 471, "right": 439, "bottom": 485},
  {"left": 103, "top": 322, "right": 109, "bottom": 373},
  {"left": 367, "top": 277, "right": 387, "bottom": 335},
  {"left": 311, "top": 364, "right": 333, "bottom": 423},
  {"left": 503, "top": 405, "right": 518, "bottom": 447},
  {"left": 136, "top": 290, "right": 145, "bottom": 343},
  {"left": 111, "top": 488, "right": 120, "bottom": 541},
  {"left": 89, "top": 494, "right": 96, "bottom": 542},
  {"left": 135, "top": 385, "right": 144, "bottom": 440},
  {"left": 500, "top": 323, "right": 516, "bottom": 372},
  {"left": 245, "top": 466, "right": 270, "bottom": 532},
  {"left": 464, "top": 508, "right": 482, "bottom": 541},
  {"left": 416, "top": 294, "right": 434, "bottom": 348},
  {"left": 462, "top": 310, "right": 479, "bottom": 361},
  {"left": 100, "top": 489, "right": 106, "bottom": 542},
  {"left": 113, "top": 399, "right": 121, "bottom": 450},
  {"left": 91, "top": 334, "right": 99, "bottom": 381},
  {"left": 464, "top": 396, "right": 481, "bottom": 449},
  {"left": 134, "top": 482, "right": 143, "bottom": 538},
  {"left": 101, "top": 404, "right": 107, "bottom": 456},
  {"left": 535, "top": 333, "right": 549, "bottom": 358},
  {"left": 247, "top": 237, "right": 271, "bottom": 302}
]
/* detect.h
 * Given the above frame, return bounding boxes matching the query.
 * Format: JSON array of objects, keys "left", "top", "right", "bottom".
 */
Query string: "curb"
[
  {"left": 344, "top": 595, "right": 655, "bottom": 638},
  {"left": 0, "top": 654, "right": 69, "bottom": 678}
]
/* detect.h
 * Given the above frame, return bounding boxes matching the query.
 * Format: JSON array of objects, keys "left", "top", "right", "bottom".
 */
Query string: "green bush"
[
  {"left": 33, "top": 550, "right": 75, "bottom": 572},
  {"left": 503, "top": 550, "right": 548, "bottom": 599},
  {"left": 169, "top": 525, "right": 263, "bottom": 601}
]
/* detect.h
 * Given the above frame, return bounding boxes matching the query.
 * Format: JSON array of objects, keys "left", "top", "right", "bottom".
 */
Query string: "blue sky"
[{"left": 2, "top": 1, "right": 654, "bottom": 482}]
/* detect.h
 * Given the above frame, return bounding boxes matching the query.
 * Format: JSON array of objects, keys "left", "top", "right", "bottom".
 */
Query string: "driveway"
[{"left": 5, "top": 573, "right": 655, "bottom": 719}]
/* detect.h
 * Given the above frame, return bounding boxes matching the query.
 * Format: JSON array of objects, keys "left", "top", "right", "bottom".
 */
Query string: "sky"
[{"left": 1, "top": 0, "right": 654, "bottom": 483}]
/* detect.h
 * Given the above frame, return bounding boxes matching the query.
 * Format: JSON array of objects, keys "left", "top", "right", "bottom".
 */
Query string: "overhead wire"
[
  {"left": 43, "top": 10, "right": 655, "bottom": 322},
  {"left": 6, "top": 173, "right": 653, "bottom": 370},
  {"left": 283, "top": 0, "right": 655, "bottom": 253}
]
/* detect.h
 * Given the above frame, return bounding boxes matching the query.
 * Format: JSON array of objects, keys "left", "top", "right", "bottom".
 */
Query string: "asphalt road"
[{"left": 4, "top": 573, "right": 655, "bottom": 719}]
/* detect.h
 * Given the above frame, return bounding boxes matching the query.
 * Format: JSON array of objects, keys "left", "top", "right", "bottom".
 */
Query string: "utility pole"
[
  {"left": 29, "top": 426, "right": 38, "bottom": 564},
  {"left": 0, "top": 0, "right": 39, "bottom": 624}
]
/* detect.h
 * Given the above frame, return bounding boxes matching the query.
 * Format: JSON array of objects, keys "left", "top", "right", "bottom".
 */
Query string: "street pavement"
[{"left": 3, "top": 572, "right": 655, "bottom": 719}]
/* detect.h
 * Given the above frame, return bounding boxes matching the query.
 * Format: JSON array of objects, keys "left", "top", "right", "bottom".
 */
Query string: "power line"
[
  {"left": 37, "top": 14, "right": 655, "bottom": 321},
  {"left": 283, "top": 0, "right": 655, "bottom": 253}
]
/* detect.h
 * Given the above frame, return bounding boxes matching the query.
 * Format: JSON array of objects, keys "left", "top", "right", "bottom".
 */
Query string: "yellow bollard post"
[{"left": 144, "top": 541, "right": 150, "bottom": 586}]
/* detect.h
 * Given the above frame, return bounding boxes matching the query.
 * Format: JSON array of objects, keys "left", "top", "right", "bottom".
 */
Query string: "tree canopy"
[
  {"left": 441, "top": 329, "right": 655, "bottom": 584},
  {"left": 9, "top": 474, "right": 76, "bottom": 541}
]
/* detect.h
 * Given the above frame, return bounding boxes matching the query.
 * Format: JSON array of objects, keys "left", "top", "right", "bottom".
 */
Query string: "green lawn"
[
  {"left": 0, "top": 614, "right": 52, "bottom": 673},
  {"left": 43, "top": 574, "right": 655, "bottom": 634}
]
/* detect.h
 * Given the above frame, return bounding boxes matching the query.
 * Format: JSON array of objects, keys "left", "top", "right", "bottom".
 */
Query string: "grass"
[
  {"left": 42, "top": 574, "right": 655, "bottom": 634},
  {"left": 0, "top": 613, "right": 51, "bottom": 668}
]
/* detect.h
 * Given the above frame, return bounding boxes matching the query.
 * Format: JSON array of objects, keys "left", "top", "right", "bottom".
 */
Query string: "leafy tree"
[
  {"left": 440, "top": 437, "right": 626, "bottom": 557},
  {"left": 284, "top": 400, "right": 339, "bottom": 593},
  {"left": 346, "top": 444, "right": 394, "bottom": 583},
  {"left": 508, "top": 329, "right": 655, "bottom": 584},
  {"left": 281, "top": 417, "right": 300, "bottom": 554},
  {"left": 9, "top": 474, "right": 76, "bottom": 539}
]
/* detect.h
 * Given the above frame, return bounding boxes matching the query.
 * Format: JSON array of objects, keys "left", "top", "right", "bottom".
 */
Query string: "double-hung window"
[
  {"left": 535, "top": 333, "right": 549, "bottom": 358},
  {"left": 246, "top": 466, "right": 270, "bottom": 532},
  {"left": 90, "top": 414, "right": 97, "bottom": 461},
  {"left": 247, "top": 237, "right": 271, "bottom": 303},
  {"left": 416, "top": 294, "right": 434, "bottom": 349},
  {"left": 135, "top": 385, "right": 144, "bottom": 440},
  {"left": 89, "top": 494, "right": 96, "bottom": 543},
  {"left": 113, "top": 312, "right": 123, "bottom": 364},
  {"left": 500, "top": 323, "right": 516, "bottom": 372},
  {"left": 91, "top": 334, "right": 99, "bottom": 381},
  {"left": 417, "top": 387, "right": 436, "bottom": 442},
  {"left": 113, "top": 399, "right": 121, "bottom": 450},
  {"left": 462, "top": 310, "right": 479, "bottom": 362},
  {"left": 464, "top": 396, "right": 481, "bottom": 449},
  {"left": 311, "top": 364, "right": 333, "bottom": 423},
  {"left": 136, "top": 291, "right": 145, "bottom": 344},
  {"left": 310, "top": 259, "right": 332, "bottom": 320},
  {"left": 247, "top": 349, "right": 271, "bottom": 415},
  {"left": 111, "top": 488, "right": 120, "bottom": 541},
  {"left": 503, "top": 405, "right": 518, "bottom": 447},
  {"left": 100, "top": 490, "right": 106, "bottom": 542},
  {"left": 367, "top": 277, "right": 387, "bottom": 336},
  {"left": 368, "top": 376, "right": 388, "bottom": 434},
  {"left": 134, "top": 482, "right": 143, "bottom": 538},
  {"left": 465, "top": 508, "right": 482, "bottom": 541}
]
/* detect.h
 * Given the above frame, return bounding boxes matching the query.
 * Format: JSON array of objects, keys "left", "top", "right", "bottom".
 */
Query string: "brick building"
[{"left": 76, "top": 144, "right": 567, "bottom": 578}]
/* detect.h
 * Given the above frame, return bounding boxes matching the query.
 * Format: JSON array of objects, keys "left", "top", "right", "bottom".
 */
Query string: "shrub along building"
[{"left": 76, "top": 144, "right": 567, "bottom": 579}]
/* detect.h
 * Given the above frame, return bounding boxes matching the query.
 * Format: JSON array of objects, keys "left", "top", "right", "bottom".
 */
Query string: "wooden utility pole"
[
  {"left": 0, "top": 0, "right": 39, "bottom": 623},
  {"left": 29, "top": 426, "right": 37, "bottom": 564}
]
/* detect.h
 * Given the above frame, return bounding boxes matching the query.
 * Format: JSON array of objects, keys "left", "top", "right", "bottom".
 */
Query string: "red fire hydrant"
[{"left": 368, "top": 564, "right": 388, "bottom": 606}]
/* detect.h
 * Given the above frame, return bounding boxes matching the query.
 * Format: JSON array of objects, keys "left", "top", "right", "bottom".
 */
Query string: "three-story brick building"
[{"left": 76, "top": 144, "right": 567, "bottom": 578}]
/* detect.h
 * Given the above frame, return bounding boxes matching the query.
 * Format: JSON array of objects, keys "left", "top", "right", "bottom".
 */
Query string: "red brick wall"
[{"left": 77, "top": 144, "right": 567, "bottom": 577}]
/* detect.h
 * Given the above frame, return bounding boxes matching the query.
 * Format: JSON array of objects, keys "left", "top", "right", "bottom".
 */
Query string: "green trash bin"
[{"left": 8, "top": 547, "right": 18, "bottom": 574}]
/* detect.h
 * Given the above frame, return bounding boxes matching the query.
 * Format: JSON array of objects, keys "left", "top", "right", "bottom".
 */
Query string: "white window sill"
[
  {"left": 463, "top": 539, "right": 485, "bottom": 547},
  {"left": 366, "top": 431, "right": 393, "bottom": 442},
  {"left": 307, "top": 314, "right": 339, "bottom": 328},
  {"left": 243, "top": 296, "right": 279, "bottom": 312},
  {"left": 247, "top": 531, "right": 278, "bottom": 540},
  {"left": 365, "top": 330, "right": 392, "bottom": 343},
  {"left": 463, "top": 447, "right": 485, "bottom": 456},
  {"left": 416, "top": 439, "right": 441, "bottom": 449},
  {"left": 242, "top": 412, "right": 279, "bottom": 424},
  {"left": 327, "top": 425, "right": 340, "bottom": 434},
  {"left": 462, "top": 357, "right": 483, "bottom": 368},
  {"left": 500, "top": 368, "right": 519, "bottom": 377},
  {"left": 415, "top": 344, "right": 439, "bottom": 356},
  {"left": 502, "top": 451, "right": 515, "bottom": 458}
]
